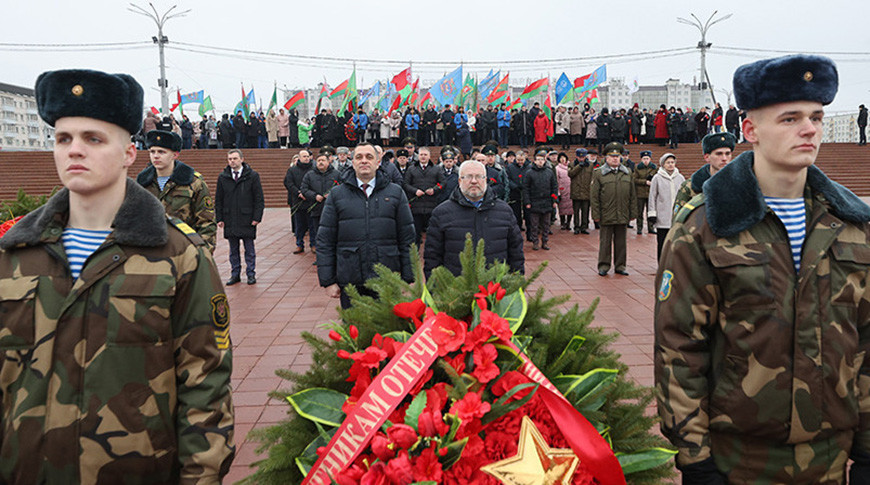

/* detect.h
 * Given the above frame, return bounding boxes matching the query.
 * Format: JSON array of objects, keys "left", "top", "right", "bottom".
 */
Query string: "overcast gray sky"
[{"left": 4, "top": 0, "right": 870, "bottom": 114}]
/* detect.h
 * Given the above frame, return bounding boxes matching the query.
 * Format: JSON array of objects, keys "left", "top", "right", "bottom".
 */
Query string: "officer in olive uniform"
[
  {"left": 656, "top": 55, "right": 870, "bottom": 483},
  {"left": 632, "top": 150, "right": 657, "bottom": 235},
  {"left": 0, "top": 69, "right": 234, "bottom": 484},
  {"left": 137, "top": 129, "right": 217, "bottom": 252},
  {"left": 672, "top": 132, "right": 737, "bottom": 213},
  {"left": 591, "top": 142, "right": 637, "bottom": 276}
]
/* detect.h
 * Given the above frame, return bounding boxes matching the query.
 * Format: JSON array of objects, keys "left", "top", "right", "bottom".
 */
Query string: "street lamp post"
[
  {"left": 677, "top": 11, "right": 732, "bottom": 107},
  {"left": 129, "top": 2, "right": 190, "bottom": 116}
]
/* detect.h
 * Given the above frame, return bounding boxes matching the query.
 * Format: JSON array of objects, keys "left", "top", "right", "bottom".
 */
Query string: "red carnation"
[
  {"left": 413, "top": 446, "right": 444, "bottom": 482},
  {"left": 352, "top": 346, "right": 388, "bottom": 369},
  {"left": 450, "top": 392, "right": 490, "bottom": 423},
  {"left": 360, "top": 462, "right": 388, "bottom": 485},
  {"left": 371, "top": 433, "right": 395, "bottom": 461},
  {"left": 384, "top": 450, "right": 414, "bottom": 484},
  {"left": 431, "top": 313, "right": 467, "bottom": 356},
  {"left": 386, "top": 423, "right": 418, "bottom": 450},
  {"left": 472, "top": 344, "right": 500, "bottom": 383},
  {"left": 393, "top": 298, "right": 426, "bottom": 326},
  {"left": 478, "top": 310, "right": 512, "bottom": 341},
  {"left": 491, "top": 371, "right": 533, "bottom": 401},
  {"left": 418, "top": 408, "right": 449, "bottom": 437}
]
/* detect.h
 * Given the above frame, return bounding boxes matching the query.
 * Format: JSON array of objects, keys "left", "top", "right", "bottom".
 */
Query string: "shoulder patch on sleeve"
[
  {"left": 674, "top": 193, "right": 706, "bottom": 224},
  {"left": 658, "top": 270, "right": 674, "bottom": 301},
  {"left": 168, "top": 217, "right": 206, "bottom": 246},
  {"left": 210, "top": 293, "right": 230, "bottom": 349}
]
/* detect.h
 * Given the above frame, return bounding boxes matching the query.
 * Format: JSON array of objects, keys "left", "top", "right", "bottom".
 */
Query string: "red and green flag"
[
  {"left": 284, "top": 90, "right": 305, "bottom": 111},
  {"left": 388, "top": 67, "right": 413, "bottom": 114},
  {"left": 337, "top": 68, "right": 357, "bottom": 117},
  {"left": 407, "top": 78, "right": 420, "bottom": 107},
  {"left": 584, "top": 88, "right": 600, "bottom": 105},
  {"left": 543, "top": 93, "right": 554, "bottom": 138},
  {"left": 418, "top": 91, "right": 435, "bottom": 109},
  {"left": 315, "top": 83, "right": 328, "bottom": 113},
  {"left": 459, "top": 74, "right": 476, "bottom": 108},
  {"left": 232, "top": 85, "right": 251, "bottom": 121},
  {"left": 520, "top": 77, "right": 549, "bottom": 100},
  {"left": 508, "top": 96, "right": 524, "bottom": 111},
  {"left": 486, "top": 73, "right": 510, "bottom": 106},
  {"left": 329, "top": 78, "right": 349, "bottom": 100}
]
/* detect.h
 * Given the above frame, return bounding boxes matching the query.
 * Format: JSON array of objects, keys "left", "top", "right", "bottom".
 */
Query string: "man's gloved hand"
[{"left": 678, "top": 458, "right": 727, "bottom": 485}]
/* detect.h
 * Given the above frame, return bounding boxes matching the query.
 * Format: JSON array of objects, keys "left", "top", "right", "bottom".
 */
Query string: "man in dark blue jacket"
[
  {"left": 316, "top": 143, "right": 416, "bottom": 308},
  {"left": 424, "top": 159, "right": 524, "bottom": 278}
]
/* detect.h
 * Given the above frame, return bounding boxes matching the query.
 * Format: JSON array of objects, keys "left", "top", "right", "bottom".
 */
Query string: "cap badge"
[
  {"left": 803, "top": 71, "right": 814, "bottom": 82},
  {"left": 156, "top": 136, "right": 161, "bottom": 141},
  {"left": 71, "top": 85, "right": 84, "bottom": 96}
]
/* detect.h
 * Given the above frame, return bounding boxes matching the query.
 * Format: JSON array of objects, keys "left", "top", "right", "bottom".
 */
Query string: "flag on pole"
[
  {"left": 508, "top": 96, "right": 525, "bottom": 111},
  {"left": 284, "top": 90, "right": 305, "bottom": 111},
  {"left": 236, "top": 85, "right": 251, "bottom": 120},
  {"left": 479, "top": 69, "right": 500, "bottom": 101},
  {"left": 377, "top": 82, "right": 392, "bottom": 112},
  {"left": 543, "top": 92, "right": 554, "bottom": 138},
  {"left": 555, "top": 72, "right": 574, "bottom": 105},
  {"left": 267, "top": 85, "right": 278, "bottom": 114},
  {"left": 429, "top": 66, "right": 463, "bottom": 107},
  {"left": 150, "top": 106, "right": 160, "bottom": 115},
  {"left": 486, "top": 73, "right": 510, "bottom": 106},
  {"left": 315, "top": 83, "right": 329, "bottom": 113},
  {"left": 520, "top": 77, "right": 549, "bottom": 100},
  {"left": 459, "top": 73, "right": 475, "bottom": 108},
  {"left": 180, "top": 90, "right": 204, "bottom": 105},
  {"left": 337, "top": 68, "right": 357, "bottom": 117},
  {"left": 469, "top": 76, "right": 479, "bottom": 113},
  {"left": 358, "top": 81, "right": 380, "bottom": 106},
  {"left": 418, "top": 91, "right": 435, "bottom": 109},
  {"left": 580, "top": 64, "right": 607, "bottom": 92},
  {"left": 407, "top": 78, "right": 420, "bottom": 108},
  {"left": 198, "top": 96, "right": 214, "bottom": 117},
  {"left": 329, "top": 78, "right": 349, "bottom": 100},
  {"left": 628, "top": 75, "right": 640, "bottom": 95},
  {"left": 171, "top": 89, "right": 184, "bottom": 116},
  {"left": 388, "top": 67, "right": 413, "bottom": 114}
]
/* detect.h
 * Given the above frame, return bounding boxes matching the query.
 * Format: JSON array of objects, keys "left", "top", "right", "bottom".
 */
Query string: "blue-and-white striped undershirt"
[
  {"left": 764, "top": 197, "right": 806, "bottom": 272},
  {"left": 62, "top": 228, "right": 111, "bottom": 280}
]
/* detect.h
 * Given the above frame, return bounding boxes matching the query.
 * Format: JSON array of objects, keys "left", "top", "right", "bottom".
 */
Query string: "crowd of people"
[
  {"left": 136, "top": 99, "right": 749, "bottom": 157},
  {"left": 4, "top": 53, "right": 870, "bottom": 485}
]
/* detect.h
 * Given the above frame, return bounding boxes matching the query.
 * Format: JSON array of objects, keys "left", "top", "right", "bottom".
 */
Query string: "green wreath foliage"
[{"left": 241, "top": 238, "right": 675, "bottom": 484}]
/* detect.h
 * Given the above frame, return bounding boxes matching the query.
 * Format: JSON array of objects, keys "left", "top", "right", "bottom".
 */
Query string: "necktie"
[
  {"left": 361, "top": 183, "right": 369, "bottom": 198},
  {"left": 233, "top": 171, "right": 239, "bottom": 181}
]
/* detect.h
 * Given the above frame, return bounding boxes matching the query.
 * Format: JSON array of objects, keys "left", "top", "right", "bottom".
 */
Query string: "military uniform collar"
[
  {"left": 601, "top": 163, "right": 630, "bottom": 175},
  {"left": 0, "top": 179, "right": 169, "bottom": 250},
  {"left": 703, "top": 151, "right": 870, "bottom": 237},
  {"left": 136, "top": 160, "right": 195, "bottom": 187}
]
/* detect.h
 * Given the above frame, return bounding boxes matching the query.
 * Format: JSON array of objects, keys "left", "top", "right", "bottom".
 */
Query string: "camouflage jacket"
[
  {"left": 137, "top": 161, "right": 216, "bottom": 253},
  {"left": 655, "top": 152, "right": 870, "bottom": 476},
  {"left": 671, "top": 163, "right": 710, "bottom": 214},
  {"left": 590, "top": 164, "right": 637, "bottom": 225},
  {"left": 0, "top": 179, "right": 234, "bottom": 484}
]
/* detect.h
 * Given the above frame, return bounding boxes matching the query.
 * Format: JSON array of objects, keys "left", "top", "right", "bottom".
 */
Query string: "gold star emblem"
[
  {"left": 71, "top": 84, "right": 84, "bottom": 96},
  {"left": 156, "top": 136, "right": 161, "bottom": 141},
  {"left": 481, "top": 416, "right": 579, "bottom": 485},
  {"left": 803, "top": 71, "right": 814, "bottom": 82}
]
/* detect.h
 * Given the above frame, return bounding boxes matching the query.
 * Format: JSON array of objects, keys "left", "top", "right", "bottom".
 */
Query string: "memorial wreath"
[{"left": 244, "top": 240, "right": 675, "bottom": 484}]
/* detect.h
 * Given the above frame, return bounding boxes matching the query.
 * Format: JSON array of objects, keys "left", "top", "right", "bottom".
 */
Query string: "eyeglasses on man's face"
[{"left": 460, "top": 174, "right": 486, "bottom": 181}]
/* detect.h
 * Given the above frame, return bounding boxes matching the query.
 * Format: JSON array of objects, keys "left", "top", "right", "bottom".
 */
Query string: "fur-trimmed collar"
[
  {"left": 0, "top": 179, "right": 168, "bottom": 250},
  {"left": 136, "top": 160, "right": 196, "bottom": 187},
  {"left": 703, "top": 151, "right": 870, "bottom": 237},
  {"left": 600, "top": 163, "right": 631, "bottom": 176},
  {"left": 690, "top": 164, "right": 712, "bottom": 193}
]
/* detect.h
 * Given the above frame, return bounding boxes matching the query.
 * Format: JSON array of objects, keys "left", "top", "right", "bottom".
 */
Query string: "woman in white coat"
[{"left": 647, "top": 152, "right": 685, "bottom": 260}]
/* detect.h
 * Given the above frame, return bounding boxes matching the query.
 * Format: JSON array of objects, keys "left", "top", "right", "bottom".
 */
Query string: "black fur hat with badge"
[
  {"left": 35, "top": 69, "right": 144, "bottom": 134},
  {"left": 701, "top": 132, "right": 737, "bottom": 154},
  {"left": 733, "top": 54, "right": 838, "bottom": 111},
  {"left": 145, "top": 130, "right": 182, "bottom": 152}
]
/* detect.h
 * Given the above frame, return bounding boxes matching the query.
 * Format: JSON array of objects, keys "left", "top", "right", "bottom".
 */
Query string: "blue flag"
[
  {"left": 180, "top": 90, "right": 204, "bottom": 105},
  {"left": 583, "top": 64, "right": 607, "bottom": 91},
  {"left": 246, "top": 87, "right": 256, "bottom": 107},
  {"left": 429, "top": 66, "right": 463, "bottom": 107},
  {"left": 377, "top": 82, "right": 393, "bottom": 112},
  {"left": 478, "top": 69, "right": 500, "bottom": 101},
  {"left": 359, "top": 81, "right": 380, "bottom": 106},
  {"left": 555, "top": 73, "right": 573, "bottom": 105}
]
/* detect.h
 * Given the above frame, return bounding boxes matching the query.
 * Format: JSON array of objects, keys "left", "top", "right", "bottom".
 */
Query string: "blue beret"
[
  {"left": 702, "top": 132, "right": 736, "bottom": 154},
  {"left": 733, "top": 55, "right": 838, "bottom": 110},
  {"left": 145, "top": 130, "right": 182, "bottom": 152},
  {"left": 36, "top": 69, "right": 144, "bottom": 134}
]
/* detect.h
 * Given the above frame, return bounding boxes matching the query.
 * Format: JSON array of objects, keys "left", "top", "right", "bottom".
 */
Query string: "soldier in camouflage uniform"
[
  {"left": 0, "top": 69, "right": 234, "bottom": 484},
  {"left": 672, "top": 132, "right": 737, "bottom": 213},
  {"left": 655, "top": 55, "right": 870, "bottom": 484},
  {"left": 137, "top": 129, "right": 217, "bottom": 252}
]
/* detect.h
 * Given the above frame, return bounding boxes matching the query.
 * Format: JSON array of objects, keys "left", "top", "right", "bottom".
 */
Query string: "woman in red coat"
[
  {"left": 534, "top": 111, "right": 550, "bottom": 145},
  {"left": 654, "top": 104, "right": 669, "bottom": 146}
]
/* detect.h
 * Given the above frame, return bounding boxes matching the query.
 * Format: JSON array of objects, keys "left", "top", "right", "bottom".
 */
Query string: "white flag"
[{"left": 628, "top": 75, "right": 640, "bottom": 95}]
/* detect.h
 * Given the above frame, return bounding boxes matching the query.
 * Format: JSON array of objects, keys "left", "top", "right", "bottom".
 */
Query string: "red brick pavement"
[{"left": 219, "top": 208, "right": 662, "bottom": 483}]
